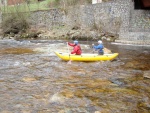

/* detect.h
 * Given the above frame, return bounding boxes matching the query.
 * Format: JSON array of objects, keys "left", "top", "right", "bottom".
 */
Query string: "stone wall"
[
  {"left": 29, "top": 9, "right": 65, "bottom": 30},
  {"left": 116, "top": 1, "right": 150, "bottom": 44},
  {"left": 0, "top": 12, "right": 2, "bottom": 27},
  {"left": 0, "top": 12, "right": 2, "bottom": 34},
  {"left": 29, "top": 0, "right": 150, "bottom": 44},
  {"left": 29, "top": 1, "right": 127, "bottom": 34}
]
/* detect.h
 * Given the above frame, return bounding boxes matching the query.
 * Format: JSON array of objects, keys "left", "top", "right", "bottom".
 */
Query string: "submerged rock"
[
  {"left": 124, "top": 60, "right": 150, "bottom": 70},
  {"left": 49, "top": 93, "right": 66, "bottom": 104},
  {"left": 143, "top": 71, "right": 150, "bottom": 79}
]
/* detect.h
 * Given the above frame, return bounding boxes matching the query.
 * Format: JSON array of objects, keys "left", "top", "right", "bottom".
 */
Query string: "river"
[{"left": 0, "top": 39, "right": 150, "bottom": 113}]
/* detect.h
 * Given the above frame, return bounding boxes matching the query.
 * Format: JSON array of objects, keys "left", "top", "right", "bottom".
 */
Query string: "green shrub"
[{"left": 2, "top": 13, "right": 29, "bottom": 34}]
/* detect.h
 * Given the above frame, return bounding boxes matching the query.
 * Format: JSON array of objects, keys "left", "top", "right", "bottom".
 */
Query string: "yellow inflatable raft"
[{"left": 54, "top": 51, "right": 119, "bottom": 61}]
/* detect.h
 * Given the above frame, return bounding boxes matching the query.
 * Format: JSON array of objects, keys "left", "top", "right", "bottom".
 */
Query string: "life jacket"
[{"left": 71, "top": 44, "right": 81, "bottom": 55}]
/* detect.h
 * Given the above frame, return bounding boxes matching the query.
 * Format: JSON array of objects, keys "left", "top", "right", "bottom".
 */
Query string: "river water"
[{"left": 0, "top": 39, "right": 150, "bottom": 113}]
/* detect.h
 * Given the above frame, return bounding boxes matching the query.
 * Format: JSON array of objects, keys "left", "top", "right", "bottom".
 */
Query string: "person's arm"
[
  {"left": 68, "top": 42, "right": 75, "bottom": 47},
  {"left": 93, "top": 45, "right": 100, "bottom": 50}
]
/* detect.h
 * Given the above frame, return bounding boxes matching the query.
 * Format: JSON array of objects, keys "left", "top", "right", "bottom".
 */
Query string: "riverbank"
[
  {"left": 115, "top": 39, "right": 150, "bottom": 45},
  {"left": 0, "top": 26, "right": 118, "bottom": 42},
  {"left": 1, "top": 27, "right": 150, "bottom": 46}
]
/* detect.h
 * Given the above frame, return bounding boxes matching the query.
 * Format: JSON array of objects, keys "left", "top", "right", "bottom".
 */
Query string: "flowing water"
[{"left": 0, "top": 39, "right": 150, "bottom": 113}]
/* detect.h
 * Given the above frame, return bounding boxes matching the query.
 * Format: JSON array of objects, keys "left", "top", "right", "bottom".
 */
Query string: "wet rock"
[
  {"left": 14, "top": 61, "right": 20, "bottom": 66},
  {"left": 124, "top": 60, "right": 150, "bottom": 70},
  {"left": 22, "top": 77, "right": 38, "bottom": 82},
  {"left": 20, "top": 110, "right": 31, "bottom": 113},
  {"left": 49, "top": 93, "right": 65, "bottom": 104},
  {"left": 109, "top": 78, "right": 126, "bottom": 86},
  {"left": 72, "top": 26, "right": 80, "bottom": 30},
  {"left": 1, "top": 26, "right": 119, "bottom": 42},
  {"left": 143, "top": 71, "right": 150, "bottom": 79},
  {"left": 23, "top": 62, "right": 31, "bottom": 66},
  {"left": 95, "top": 109, "right": 110, "bottom": 113},
  {"left": 9, "top": 32, "right": 15, "bottom": 37},
  {"left": 32, "top": 94, "right": 43, "bottom": 99},
  {"left": 1, "top": 111, "right": 12, "bottom": 113},
  {"left": 58, "top": 109, "right": 73, "bottom": 113},
  {"left": 103, "top": 48, "right": 112, "bottom": 54},
  {"left": 60, "top": 90, "right": 74, "bottom": 98},
  {"left": 0, "top": 79, "right": 5, "bottom": 82},
  {"left": 58, "top": 109, "right": 66, "bottom": 113},
  {"left": 137, "top": 100, "right": 150, "bottom": 111},
  {"left": 101, "top": 36, "right": 107, "bottom": 40},
  {"left": 86, "top": 105, "right": 97, "bottom": 112},
  {"left": 14, "top": 34, "right": 21, "bottom": 39},
  {"left": 14, "top": 104, "right": 23, "bottom": 108}
]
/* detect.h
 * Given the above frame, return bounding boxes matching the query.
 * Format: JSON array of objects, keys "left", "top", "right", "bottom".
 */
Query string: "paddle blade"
[{"left": 67, "top": 60, "right": 72, "bottom": 64}]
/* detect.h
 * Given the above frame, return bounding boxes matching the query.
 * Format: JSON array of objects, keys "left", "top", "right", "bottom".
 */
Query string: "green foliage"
[
  {"left": 0, "top": 0, "right": 92, "bottom": 35},
  {"left": 1, "top": 0, "right": 92, "bottom": 13},
  {"left": 1, "top": 0, "right": 54, "bottom": 13},
  {"left": 2, "top": 13, "right": 29, "bottom": 34}
]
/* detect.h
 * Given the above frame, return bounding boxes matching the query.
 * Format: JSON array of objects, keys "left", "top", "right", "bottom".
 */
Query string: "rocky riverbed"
[{"left": 0, "top": 39, "right": 150, "bottom": 113}]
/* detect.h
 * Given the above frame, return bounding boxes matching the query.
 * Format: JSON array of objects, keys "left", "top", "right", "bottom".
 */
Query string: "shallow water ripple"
[{"left": 0, "top": 40, "right": 150, "bottom": 113}]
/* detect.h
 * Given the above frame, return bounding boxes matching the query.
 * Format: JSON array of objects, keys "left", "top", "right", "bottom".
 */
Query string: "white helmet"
[{"left": 98, "top": 40, "right": 102, "bottom": 44}]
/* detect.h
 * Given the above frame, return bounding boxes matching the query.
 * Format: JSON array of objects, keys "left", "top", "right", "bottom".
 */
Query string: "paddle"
[
  {"left": 92, "top": 44, "right": 95, "bottom": 53},
  {"left": 67, "top": 42, "right": 72, "bottom": 64}
]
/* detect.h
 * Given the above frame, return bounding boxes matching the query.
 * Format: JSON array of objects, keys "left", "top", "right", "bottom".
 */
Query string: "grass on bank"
[
  {"left": 1, "top": 0, "right": 92, "bottom": 13},
  {"left": 1, "top": 0, "right": 55, "bottom": 13}
]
